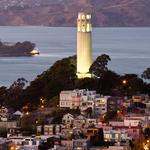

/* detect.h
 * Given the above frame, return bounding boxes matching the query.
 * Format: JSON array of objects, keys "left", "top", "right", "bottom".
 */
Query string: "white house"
[
  {"left": 104, "top": 129, "right": 128, "bottom": 142},
  {"left": 62, "top": 113, "right": 74, "bottom": 125},
  {"left": 95, "top": 96, "right": 109, "bottom": 115}
]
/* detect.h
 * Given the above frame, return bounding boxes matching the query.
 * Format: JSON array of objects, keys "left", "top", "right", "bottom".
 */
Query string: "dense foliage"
[{"left": 0, "top": 54, "right": 150, "bottom": 109}]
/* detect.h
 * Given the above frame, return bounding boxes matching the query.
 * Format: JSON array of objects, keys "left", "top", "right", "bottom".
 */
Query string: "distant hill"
[{"left": 0, "top": 0, "right": 150, "bottom": 26}]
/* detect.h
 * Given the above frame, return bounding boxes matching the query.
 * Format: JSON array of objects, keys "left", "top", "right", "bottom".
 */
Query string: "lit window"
[
  {"left": 86, "top": 14, "right": 91, "bottom": 19},
  {"left": 78, "top": 14, "right": 81, "bottom": 19},
  {"left": 115, "top": 134, "right": 119, "bottom": 139},
  {"left": 82, "top": 15, "right": 85, "bottom": 20},
  {"left": 87, "top": 24, "right": 90, "bottom": 32},
  {"left": 78, "top": 26, "right": 81, "bottom": 32}
]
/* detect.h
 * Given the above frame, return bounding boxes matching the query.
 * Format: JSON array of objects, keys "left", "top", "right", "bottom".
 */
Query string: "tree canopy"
[
  {"left": 0, "top": 54, "right": 150, "bottom": 109},
  {"left": 22, "top": 56, "right": 77, "bottom": 106},
  {"left": 142, "top": 68, "right": 150, "bottom": 80},
  {"left": 89, "top": 54, "right": 111, "bottom": 78}
]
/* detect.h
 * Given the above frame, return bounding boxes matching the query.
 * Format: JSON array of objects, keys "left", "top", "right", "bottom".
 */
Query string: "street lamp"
[
  {"left": 143, "top": 140, "right": 150, "bottom": 150},
  {"left": 25, "top": 111, "right": 29, "bottom": 115},
  {"left": 122, "top": 79, "right": 128, "bottom": 99},
  {"left": 144, "top": 145, "right": 149, "bottom": 150},
  {"left": 122, "top": 79, "right": 127, "bottom": 85}
]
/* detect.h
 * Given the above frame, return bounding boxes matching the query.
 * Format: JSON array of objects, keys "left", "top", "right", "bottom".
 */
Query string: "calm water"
[{"left": 0, "top": 26, "right": 150, "bottom": 86}]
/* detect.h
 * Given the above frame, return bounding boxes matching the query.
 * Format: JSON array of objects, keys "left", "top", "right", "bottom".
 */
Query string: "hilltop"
[{"left": 0, "top": 0, "right": 150, "bottom": 26}]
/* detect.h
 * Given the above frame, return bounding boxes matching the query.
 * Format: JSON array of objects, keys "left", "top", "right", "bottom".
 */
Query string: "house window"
[
  {"left": 133, "top": 129, "right": 137, "bottom": 132},
  {"left": 115, "top": 134, "right": 119, "bottom": 139},
  {"left": 105, "top": 134, "right": 111, "bottom": 139}
]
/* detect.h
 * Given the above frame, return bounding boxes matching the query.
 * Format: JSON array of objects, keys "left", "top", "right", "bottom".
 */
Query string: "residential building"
[
  {"left": 95, "top": 96, "right": 109, "bottom": 115},
  {"left": 73, "top": 115, "right": 86, "bottom": 128},
  {"left": 61, "top": 140, "right": 73, "bottom": 149},
  {"left": 73, "top": 139, "right": 89, "bottom": 150},
  {"left": 132, "top": 95, "right": 149, "bottom": 103},
  {"left": 59, "top": 89, "right": 98, "bottom": 110},
  {"left": 107, "top": 97, "right": 122, "bottom": 112},
  {"left": 62, "top": 113, "right": 74, "bottom": 126},
  {"left": 103, "top": 129, "right": 128, "bottom": 142},
  {"left": 108, "top": 121, "right": 142, "bottom": 140},
  {"left": 43, "top": 125, "right": 62, "bottom": 136}
]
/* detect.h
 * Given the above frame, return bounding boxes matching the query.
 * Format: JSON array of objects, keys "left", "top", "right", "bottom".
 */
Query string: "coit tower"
[{"left": 77, "top": 12, "right": 92, "bottom": 78}]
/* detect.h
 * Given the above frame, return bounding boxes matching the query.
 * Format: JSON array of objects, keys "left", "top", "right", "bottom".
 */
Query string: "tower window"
[
  {"left": 82, "top": 15, "right": 85, "bottom": 20},
  {"left": 86, "top": 15, "right": 91, "bottom": 20}
]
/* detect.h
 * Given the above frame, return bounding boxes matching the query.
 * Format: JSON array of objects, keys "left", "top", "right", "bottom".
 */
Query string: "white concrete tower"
[{"left": 77, "top": 12, "right": 93, "bottom": 78}]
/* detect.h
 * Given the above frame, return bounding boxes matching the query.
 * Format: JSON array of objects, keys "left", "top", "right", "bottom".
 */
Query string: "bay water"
[{"left": 0, "top": 26, "right": 150, "bottom": 86}]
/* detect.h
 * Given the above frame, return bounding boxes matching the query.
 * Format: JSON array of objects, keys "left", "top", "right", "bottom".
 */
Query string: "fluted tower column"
[{"left": 77, "top": 12, "right": 93, "bottom": 78}]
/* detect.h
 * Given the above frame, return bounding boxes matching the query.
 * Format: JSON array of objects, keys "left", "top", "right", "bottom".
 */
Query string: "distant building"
[
  {"left": 59, "top": 90, "right": 81, "bottom": 109},
  {"left": 73, "top": 115, "right": 86, "bottom": 128},
  {"left": 108, "top": 120, "right": 143, "bottom": 140},
  {"left": 107, "top": 97, "right": 122, "bottom": 112},
  {"left": 95, "top": 97, "right": 109, "bottom": 115},
  {"left": 132, "top": 95, "right": 149, "bottom": 103},
  {"left": 0, "top": 121, "right": 17, "bottom": 129},
  {"left": 103, "top": 129, "right": 128, "bottom": 142},
  {"left": 59, "top": 89, "right": 97, "bottom": 110},
  {"left": 80, "top": 90, "right": 97, "bottom": 112},
  {"left": 44, "top": 125, "right": 62, "bottom": 136},
  {"left": 73, "top": 139, "right": 89, "bottom": 150},
  {"left": 0, "top": 138, "right": 8, "bottom": 150},
  {"left": 108, "top": 146, "right": 128, "bottom": 150},
  {"left": 61, "top": 140, "right": 73, "bottom": 149},
  {"left": 62, "top": 113, "right": 74, "bottom": 126},
  {"left": 59, "top": 89, "right": 115, "bottom": 117}
]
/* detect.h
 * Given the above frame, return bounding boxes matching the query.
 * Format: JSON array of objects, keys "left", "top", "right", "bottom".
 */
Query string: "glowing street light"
[
  {"left": 41, "top": 105, "right": 44, "bottom": 109},
  {"left": 40, "top": 98, "right": 45, "bottom": 104},
  {"left": 10, "top": 146, "right": 19, "bottom": 150},
  {"left": 144, "top": 145, "right": 149, "bottom": 150},
  {"left": 122, "top": 79, "right": 127, "bottom": 85},
  {"left": 25, "top": 112, "right": 29, "bottom": 115}
]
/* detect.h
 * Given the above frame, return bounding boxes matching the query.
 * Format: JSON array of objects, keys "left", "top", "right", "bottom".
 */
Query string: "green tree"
[
  {"left": 100, "top": 70, "right": 120, "bottom": 95},
  {"left": 91, "top": 128, "right": 104, "bottom": 146},
  {"left": 10, "top": 78, "right": 28, "bottom": 90},
  {"left": 47, "top": 96, "right": 59, "bottom": 108},
  {"left": 120, "top": 74, "right": 146, "bottom": 96},
  {"left": 0, "top": 41, "right": 3, "bottom": 47},
  {"left": 142, "top": 68, "right": 150, "bottom": 80},
  {"left": 22, "top": 56, "right": 76, "bottom": 107},
  {"left": 144, "top": 128, "right": 150, "bottom": 139},
  {"left": 5, "top": 78, "right": 28, "bottom": 109},
  {"left": 89, "top": 54, "right": 111, "bottom": 78},
  {"left": 84, "top": 107, "right": 93, "bottom": 118},
  {"left": 75, "top": 78, "right": 97, "bottom": 90},
  {"left": 0, "top": 86, "right": 7, "bottom": 105}
]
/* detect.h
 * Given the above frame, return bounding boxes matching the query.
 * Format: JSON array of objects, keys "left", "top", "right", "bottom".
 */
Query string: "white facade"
[
  {"left": 108, "top": 146, "right": 128, "bottom": 150},
  {"left": 62, "top": 113, "right": 74, "bottom": 125},
  {"left": 104, "top": 129, "right": 128, "bottom": 142},
  {"left": 59, "top": 91, "right": 75, "bottom": 109},
  {"left": 8, "top": 136, "right": 40, "bottom": 150},
  {"left": 80, "top": 90, "right": 97, "bottom": 112},
  {"left": 59, "top": 89, "right": 110, "bottom": 117},
  {"left": 95, "top": 97, "right": 109, "bottom": 115},
  {"left": 59, "top": 89, "right": 97, "bottom": 109},
  {"left": 77, "top": 12, "right": 93, "bottom": 78},
  {"left": 124, "top": 119, "right": 142, "bottom": 127}
]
